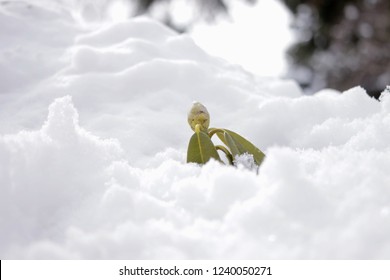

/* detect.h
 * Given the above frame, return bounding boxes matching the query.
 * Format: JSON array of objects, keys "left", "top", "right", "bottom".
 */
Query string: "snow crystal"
[
  {"left": 1, "top": 4, "right": 390, "bottom": 259},
  {"left": 233, "top": 153, "right": 258, "bottom": 172}
]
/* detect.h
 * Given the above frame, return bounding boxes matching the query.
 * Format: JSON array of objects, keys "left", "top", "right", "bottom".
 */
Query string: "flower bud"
[{"left": 187, "top": 102, "right": 210, "bottom": 132}]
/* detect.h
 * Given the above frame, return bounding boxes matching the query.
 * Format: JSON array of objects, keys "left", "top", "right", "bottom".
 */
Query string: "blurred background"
[{"left": 2, "top": 0, "right": 389, "bottom": 98}]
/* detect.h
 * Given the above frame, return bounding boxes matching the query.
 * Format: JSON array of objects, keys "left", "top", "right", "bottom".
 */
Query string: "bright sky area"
[
  {"left": 191, "top": 0, "right": 294, "bottom": 77},
  {"left": 107, "top": 0, "right": 294, "bottom": 77}
]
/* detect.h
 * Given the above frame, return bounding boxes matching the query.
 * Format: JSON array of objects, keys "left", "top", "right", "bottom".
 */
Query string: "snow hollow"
[{"left": 1, "top": 2, "right": 390, "bottom": 259}]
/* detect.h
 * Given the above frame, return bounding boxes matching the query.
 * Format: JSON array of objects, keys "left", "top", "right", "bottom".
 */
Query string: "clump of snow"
[
  {"left": 233, "top": 153, "right": 258, "bottom": 172},
  {"left": 1, "top": 3, "right": 390, "bottom": 259}
]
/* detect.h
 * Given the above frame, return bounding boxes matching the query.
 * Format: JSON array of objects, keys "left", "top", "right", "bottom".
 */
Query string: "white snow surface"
[{"left": 1, "top": 2, "right": 390, "bottom": 259}]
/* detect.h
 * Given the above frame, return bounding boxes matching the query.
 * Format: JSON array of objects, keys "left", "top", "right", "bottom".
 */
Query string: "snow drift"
[{"left": 1, "top": 2, "right": 390, "bottom": 259}]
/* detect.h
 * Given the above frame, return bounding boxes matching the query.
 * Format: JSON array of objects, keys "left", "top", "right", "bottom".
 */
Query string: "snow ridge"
[{"left": 1, "top": 7, "right": 390, "bottom": 259}]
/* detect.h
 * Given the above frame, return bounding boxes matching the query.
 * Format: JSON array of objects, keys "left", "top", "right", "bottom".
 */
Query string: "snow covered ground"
[{"left": 1, "top": 1, "right": 390, "bottom": 259}]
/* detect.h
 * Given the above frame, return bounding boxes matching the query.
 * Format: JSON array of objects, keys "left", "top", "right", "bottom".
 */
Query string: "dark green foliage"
[{"left": 283, "top": 0, "right": 389, "bottom": 98}]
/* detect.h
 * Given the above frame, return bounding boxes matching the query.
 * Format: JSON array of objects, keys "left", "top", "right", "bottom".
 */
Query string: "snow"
[{"left": 1, "top": 2, "right": 390, "bottom": 259}]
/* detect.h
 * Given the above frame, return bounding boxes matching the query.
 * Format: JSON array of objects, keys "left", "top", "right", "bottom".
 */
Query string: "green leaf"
[
  {"left": 187, "top": 130, "right": 221, "bottom": 164},
  {"left": 217, "top": 129, "right": 265, "bottom": 166},
  {"left": 224, "top": 131, "right": 241, "bottom": 157}
]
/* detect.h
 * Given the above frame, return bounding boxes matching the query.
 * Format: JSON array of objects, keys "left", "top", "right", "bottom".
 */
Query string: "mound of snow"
[{"left": 1, "top": 5, "right": 390, "bottom": 259}]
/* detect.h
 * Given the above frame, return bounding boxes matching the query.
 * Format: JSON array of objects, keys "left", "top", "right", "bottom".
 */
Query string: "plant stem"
[
  {"left": 215, "top": 145, "right": 233, "bottom": 165},
  {"left": 208, "top": 128, "right": 225, "bottom": 139}
]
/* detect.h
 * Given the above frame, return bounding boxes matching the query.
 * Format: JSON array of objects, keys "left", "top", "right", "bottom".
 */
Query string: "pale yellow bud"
[{"left": 187, "top": 102, "right": 210, "bottom": 132}]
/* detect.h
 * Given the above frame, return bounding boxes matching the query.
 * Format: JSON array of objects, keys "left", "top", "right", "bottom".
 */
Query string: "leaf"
[
  {"left": 223, "top": 131, "right": 241, "bottom": 157},
  {"left": 187, "top": 130, "right": 221, "bottom": 164},
  {"left": 217, "top": 129, "right": 265, "bottom": 165}
]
